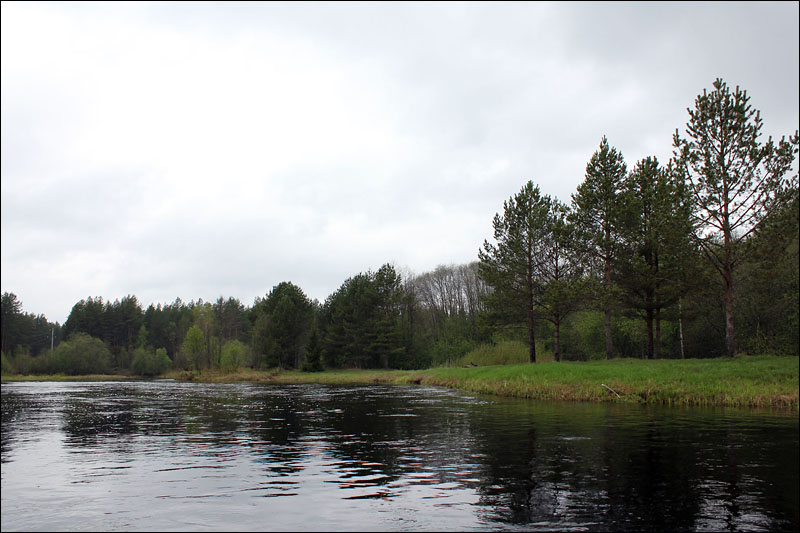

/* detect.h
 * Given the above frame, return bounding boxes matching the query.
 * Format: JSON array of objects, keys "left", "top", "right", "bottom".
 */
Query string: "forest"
[{"left": 2, "top": 79, "right": 798, "bottom": 376}]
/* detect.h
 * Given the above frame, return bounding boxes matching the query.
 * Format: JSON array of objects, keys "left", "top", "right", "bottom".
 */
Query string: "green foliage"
[
  {"left": 51, "top": 333, "right": 111, "bottom": 375},
  {"left": 615, "top": 156, "right": 694, "bottom": 358},
  {"left": 321, "top": 264, "right": 407, "bottom": 369},
  {"left": 130, "top": 347, "right": 150, "bottom": 376},
  {"left": 63, "top": 295, "right": 144, "bottom": 355},
  {"left": 11, "top": 350, "right": 35, "bottom": 375},
  {"left": 182, "top": 325, "right": 206, "bottom": 370},
  {"left": 252, "top": 282, "right": 314, "bottom": 369},
  {"left": 129, "top": 346, "right": 171, "bottom": 376},
  {"left": 1, "top": 351, "right": 13, "bottom": 375},
  {"left": 736, "top": 187, "right": 800, "bottom": 356},
  {"left": 302, "top": 321, "right": 323, "bottom": 372},
  {"left": 155, "top": 348, "right": 171, "bottom": 374},
  {"left": 570, "top": 136, "right": 628, "bottom": 359},
  {"left": 220, "top": 340, "right": 249, "bottom": 373},
  {"left": 448, "top": 340, "right": 531, "bottom": 367},
  {"left": 214, "top": 296, "right": 251, "bottom": 343},
  {"left": 136, "top": 325, "right": 148, "bottom": 348},
  {"left": 426, "top": 337, "right": 477, "bottom": 367},
  {"left": 535, "top": 199, "right": 587, "bottom": 361},
  {"left": 144, "top": 298, "right": 194, "bottom": 361},
  {"left": 561, "top": 311, "right": 606, "bottom": 360},
  {"left": 479, "top": 181, "right": 553, "bottom": 363},
  {"left": 1, "top": 292, "right": 60, "bottom": 361}
]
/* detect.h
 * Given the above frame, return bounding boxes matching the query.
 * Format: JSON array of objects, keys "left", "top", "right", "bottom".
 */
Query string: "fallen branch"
[{"left": 601, "top": 383, "right": 622, "bottom": 398}]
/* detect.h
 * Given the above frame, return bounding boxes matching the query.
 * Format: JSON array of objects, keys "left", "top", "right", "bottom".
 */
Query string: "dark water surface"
[{"left": 1, "top": 381, "right": 797, "bottom": 531}]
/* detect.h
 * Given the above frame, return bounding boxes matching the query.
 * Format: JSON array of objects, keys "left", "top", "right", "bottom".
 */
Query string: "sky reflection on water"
[{"left": 2, "top": 381, "right": 798, "bottom": 531}]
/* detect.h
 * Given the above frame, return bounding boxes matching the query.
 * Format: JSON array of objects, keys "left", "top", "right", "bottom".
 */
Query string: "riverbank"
[
  {"left": 164, "top": 355, "right": 798, "bottom": 409},
  {"left": 4, "top": 356, "right": 797, "bottom": 409}
]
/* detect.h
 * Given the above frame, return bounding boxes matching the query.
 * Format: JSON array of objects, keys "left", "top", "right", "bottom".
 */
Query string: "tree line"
[{"left": 2, "top": 78, "right": 797, "bottom": 375}]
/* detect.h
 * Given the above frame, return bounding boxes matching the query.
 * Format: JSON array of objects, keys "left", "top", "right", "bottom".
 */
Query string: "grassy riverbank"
[
  {"left": 4, "top": 356, "right": 797, "bottom": 409},
  {"left": 163, "top": 355, "right": 798, "bottom": 409}
]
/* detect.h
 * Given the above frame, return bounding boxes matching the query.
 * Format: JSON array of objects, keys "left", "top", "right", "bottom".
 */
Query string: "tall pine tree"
[
  {"left": 478, "top": 181, "right": 551, "bottom": 363},
  {"left": 570, "top": 137, "right": 627, "bottom": 359},
  {"left": 616, "top": 157, "right": 694, "bottom": 358},
  {"left": 536, "top": 200, "right": 585, "bottom": 362},
  {"left": 673, "top": 78, "right": 799, "bottom": 357}
]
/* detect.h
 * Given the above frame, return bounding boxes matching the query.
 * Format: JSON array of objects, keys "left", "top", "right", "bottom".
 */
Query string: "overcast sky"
[{"left": 2, "top": 1, "right": 798, "bottom": 324}]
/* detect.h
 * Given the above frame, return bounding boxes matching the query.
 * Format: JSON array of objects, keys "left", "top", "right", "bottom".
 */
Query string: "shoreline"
[{"left": 4, "top": 356, "right": 796, "bottom": 410}]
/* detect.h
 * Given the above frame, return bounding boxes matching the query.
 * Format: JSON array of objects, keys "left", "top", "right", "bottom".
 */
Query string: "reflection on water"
[{"left": 1, "top": 381, "right": 798, "bottom": 531}]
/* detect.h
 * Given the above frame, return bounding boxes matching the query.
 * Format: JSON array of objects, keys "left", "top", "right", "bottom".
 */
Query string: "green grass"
[{"left": 416, "top": 356, "right": 798, "bottom": 408}]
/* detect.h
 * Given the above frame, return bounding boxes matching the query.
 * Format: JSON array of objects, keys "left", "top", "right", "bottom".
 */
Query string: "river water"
[{"left": 1, "top": 381, "right": 797, "bottom": 531}]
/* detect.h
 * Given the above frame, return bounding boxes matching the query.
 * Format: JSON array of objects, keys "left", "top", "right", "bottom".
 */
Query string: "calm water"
[{"left": 1, "top": 381, "right": 798, "bottom": 532}]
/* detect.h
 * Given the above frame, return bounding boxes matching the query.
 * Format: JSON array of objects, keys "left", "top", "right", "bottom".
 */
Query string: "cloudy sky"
[{"left": 2, "top": 1, "right": 798, "bottom": 324}]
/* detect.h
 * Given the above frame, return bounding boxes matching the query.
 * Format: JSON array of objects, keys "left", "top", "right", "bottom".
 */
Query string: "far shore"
[{"left": 4, "top": 355, "right": 797, "bottom": 410}]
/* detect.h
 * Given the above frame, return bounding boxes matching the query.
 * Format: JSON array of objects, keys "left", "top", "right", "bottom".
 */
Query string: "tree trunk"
[
  {"left": 604, "top": 308, "right": 612, "bottom": 360},
  {"left": 528, "top": 309, "right": 537, "bottom": 363},
  {"left": 722, "top": 173, "right": 735, "bottom": 358},
  {"left": 554, "top": 318, "right": 561, "bottom": 362},
  {"left": 645, "top": 307, "right": 654, "bottom": 359},
  {"left": 679, "top": 298, "right": 685, "bottom": 359},
  {"left": 724, "top": 267, "right": 735, "bottom": 358},
  {"left": 604, "top": 254, "right": 613, "bottom": 360},
  {"left": 655, "top": 307, "right": 662, "bottom": 359}
]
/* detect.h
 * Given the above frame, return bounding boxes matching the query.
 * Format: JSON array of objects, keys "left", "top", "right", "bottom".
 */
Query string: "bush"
[
  {"left": 1, "top": 352, "right": 13, "bottom": 375},
  {"left": 449, "top": 340, "right": 530, "bottom": 367},
  {"left": 131, "top": 347, "right": 172, "bottom": 376},
  {"left": 561, "top": 311, "right": 605, "bottom": 360},
  {"left": 154, "top": 348, "right": 171, "bottom": 374},
  {"left": 220, "top": 340, "right": 249, "bottom": 373},
  {"left": 52, "top": 333, "right": 112, "bottom": 375},
  {"left": 427, "top": 338, "right": 477, "bottom": 367},
  {"left": 130, "top": 347, "right": 151, "bottom": 376}
]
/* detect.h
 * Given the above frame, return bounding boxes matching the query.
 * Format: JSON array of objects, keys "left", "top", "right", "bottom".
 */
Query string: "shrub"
[
  {"left": 220, "top": 340, "right": 249, "bottom": 373},
  {"left": 131, "top": 347, "right": 172, "bottom": 376},
  {"left": 52, "top": 333, "right": 111, "bottom": 375}
]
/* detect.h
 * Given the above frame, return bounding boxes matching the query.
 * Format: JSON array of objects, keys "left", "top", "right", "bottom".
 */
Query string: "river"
[{"left": 1, "top": 380, "right": 797, "bottom": 531}]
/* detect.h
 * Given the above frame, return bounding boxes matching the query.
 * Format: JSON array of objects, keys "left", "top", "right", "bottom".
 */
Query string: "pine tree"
[
  {"left": 673, "top": 78, "right": 799, "bottom": 357},
  {"left": 478, "top": 181, "right": 551, "bottom": 363},
  {"left": 570, "top": 137, "right": 627, "bottom": 359},
  {"left": 616, "top": 157, "right": 693, "bottom": 358},
  {"left": 536, "top": 200, "right": 586, "bottom": 362},
  {"left": 304, "top": 320, "right": 323, "bottom": 371}
]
